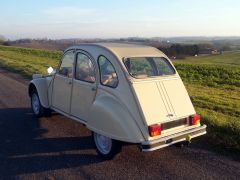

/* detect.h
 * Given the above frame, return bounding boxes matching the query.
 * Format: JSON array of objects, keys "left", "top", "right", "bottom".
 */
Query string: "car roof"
[{"left": 65, "top": 43, "right": 166, "bottom": 59}]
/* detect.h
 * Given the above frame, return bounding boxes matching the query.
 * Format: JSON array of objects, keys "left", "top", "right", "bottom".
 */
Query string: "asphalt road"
[{"left": 0, "top": 69, "right": 239, "bottom": 180}]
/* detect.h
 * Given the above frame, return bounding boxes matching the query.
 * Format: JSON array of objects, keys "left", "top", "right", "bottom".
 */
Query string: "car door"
[
  {"left": 52, "top": 50, "right": 75, "bottom": 113},
  {"left": 70, "top": 51, "right": 97, "bottom": 121}
]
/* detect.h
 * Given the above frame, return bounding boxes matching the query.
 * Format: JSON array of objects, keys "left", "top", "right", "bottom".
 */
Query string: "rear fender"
[{"left": 87, "top": 93, "right": 145, "bottom": 143}]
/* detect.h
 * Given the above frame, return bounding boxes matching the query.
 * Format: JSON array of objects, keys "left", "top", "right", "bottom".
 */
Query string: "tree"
[
  {"left": 157, "top": 44, "right": 200, "bottom": 58},
  {"left": 0, "top": 35, "right": 6, "bottom": 45}
]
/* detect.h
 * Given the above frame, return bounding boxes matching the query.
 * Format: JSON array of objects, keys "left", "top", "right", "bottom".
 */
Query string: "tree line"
[{"left": 156, "top": 44, "right": 199, "bottom": 58}]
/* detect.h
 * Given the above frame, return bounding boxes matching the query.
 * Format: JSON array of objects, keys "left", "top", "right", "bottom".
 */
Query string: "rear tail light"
[
  {"left": 149, "top": 124, "right": 162, "bottom": 137},
  {"left": 191, "top": 114, "right": 201, "bottom": 125}
]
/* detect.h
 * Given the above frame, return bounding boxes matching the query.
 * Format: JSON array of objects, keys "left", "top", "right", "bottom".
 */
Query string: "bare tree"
[{"left": 0, "top": 35, "right": 6, "bottom": 44}]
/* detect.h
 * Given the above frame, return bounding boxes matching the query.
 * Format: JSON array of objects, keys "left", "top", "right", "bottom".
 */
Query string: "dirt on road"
[{"left": 0, "top": 69, "right": 239, "bottom": 180}]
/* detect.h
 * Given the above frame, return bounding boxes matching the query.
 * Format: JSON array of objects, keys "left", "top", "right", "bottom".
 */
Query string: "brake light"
[
  {"left": 149, "top": 124, "right": 161, "bottom": 137},
  {"left": 191, "top": 114, "right": 201, "bottom": 125}
]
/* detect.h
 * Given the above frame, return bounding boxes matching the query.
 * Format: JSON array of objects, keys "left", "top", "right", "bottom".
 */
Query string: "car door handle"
[{"left": 91, "top": 87, "right": 96, "bottom": 91}]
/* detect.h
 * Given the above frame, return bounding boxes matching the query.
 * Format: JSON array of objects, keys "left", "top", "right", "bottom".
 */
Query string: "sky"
[{"left": 0, "top": 0, "right": 240, "bottom": 40}]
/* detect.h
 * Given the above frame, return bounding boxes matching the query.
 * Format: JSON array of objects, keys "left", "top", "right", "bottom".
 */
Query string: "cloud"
[{"left": 42, "top": 6, "right": 96, "bottom": 19}]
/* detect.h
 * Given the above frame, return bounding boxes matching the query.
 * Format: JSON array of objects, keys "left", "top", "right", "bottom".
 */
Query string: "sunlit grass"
[
  {"left": 172, "top": 52, "right": 240, "bottom": 150},
  {"left": 185, "top": 83, "right": 240, "bottom": 149},
  {"left": 0, "top": 47, "right": 61, "bottom": 77},
  {"left": 174, "top": 51, "right": 240, "bottom": 66}
]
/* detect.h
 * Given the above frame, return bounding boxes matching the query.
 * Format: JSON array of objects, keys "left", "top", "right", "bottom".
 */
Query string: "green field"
[
  {"left": 173, "top": 53, "right": 240, "bottom": 150},
  {"left": 0, "top": 45, "right": 61, "bottom": 77},
  {"left": 0, "top": 45, "right": 239, "bottom": 151}
]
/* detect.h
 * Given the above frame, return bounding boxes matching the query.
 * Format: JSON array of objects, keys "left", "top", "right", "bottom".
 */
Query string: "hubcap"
[
  {"left": 31, "top": 93, "right": 40, "bottom": 115},
  {"left": 94, "top": 133, "right": 112, "bottom": 155}
]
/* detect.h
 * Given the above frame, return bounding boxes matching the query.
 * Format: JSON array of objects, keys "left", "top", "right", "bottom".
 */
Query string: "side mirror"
[{"left": 47, "top": 67, "right": 56, "bottom": 75}]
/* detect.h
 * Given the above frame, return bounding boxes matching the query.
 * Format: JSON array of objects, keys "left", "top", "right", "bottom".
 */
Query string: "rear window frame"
[
  {"left": 122, "top": 56, "right": 176, "bottom": 79},
  {"left": 98, "top": 55, "right": 119, "bottom": 89}
]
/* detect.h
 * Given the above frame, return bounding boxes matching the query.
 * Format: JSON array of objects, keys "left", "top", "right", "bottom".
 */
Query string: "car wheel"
[
  {"left": 31, "top": 90, "right": 51, "bottom": 117},
  {"left": 92, "top": 132, "right": 122, "bottom": 160}
]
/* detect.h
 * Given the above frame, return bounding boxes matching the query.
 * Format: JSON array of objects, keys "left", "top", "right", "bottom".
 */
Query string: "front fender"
[
  {"left": 29, "top": 77, "right": 52, "bottom": 108},
  {"left": 87, "top": 93, "right": 145, "bottom": 143}
]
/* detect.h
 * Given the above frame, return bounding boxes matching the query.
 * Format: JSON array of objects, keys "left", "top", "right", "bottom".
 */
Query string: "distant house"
[
  {"left": 211, "top": 49, "right": 222, "bottom": 55},
  {"left": 199, "top": 48, "right": 221, "bottom": 55}
]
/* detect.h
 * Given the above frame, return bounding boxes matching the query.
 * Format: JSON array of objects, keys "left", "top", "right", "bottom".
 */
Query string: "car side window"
[
  {"left": 75, "top": 53, "right": 96, "bottom": 83},
  {"left": 58, "top": 51, "right": 75, "bottom": 77},
  {"left": 98, "top": 56, "right": 118, "bottom": 88}
]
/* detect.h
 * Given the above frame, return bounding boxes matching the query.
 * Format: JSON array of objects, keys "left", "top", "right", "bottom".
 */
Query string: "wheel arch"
[{"left": 28, "top": 79, "right": 50, "bottom": 108}]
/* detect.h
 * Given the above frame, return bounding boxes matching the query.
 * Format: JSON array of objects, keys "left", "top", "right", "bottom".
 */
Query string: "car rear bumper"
[{"left": 141, "top": 124, "right": 207, "bottom": 152}]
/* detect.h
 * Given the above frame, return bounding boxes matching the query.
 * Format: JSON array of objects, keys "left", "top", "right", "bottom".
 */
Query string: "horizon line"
[{"left": 3, "top": 35, "right": 240, "bottom": 41}]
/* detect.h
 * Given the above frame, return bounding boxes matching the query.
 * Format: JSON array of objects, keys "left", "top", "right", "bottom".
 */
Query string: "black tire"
[
  {"left": 92, "top": 132, "right": 122, "bottom": 160},
  {"left": 30, "top": 90, "right": 51, "bottom": 117}
]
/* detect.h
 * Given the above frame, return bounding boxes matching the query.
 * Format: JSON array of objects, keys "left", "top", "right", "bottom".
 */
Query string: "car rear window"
[{"left": 123, "top": 57, "right": 175, "bottom": 78}]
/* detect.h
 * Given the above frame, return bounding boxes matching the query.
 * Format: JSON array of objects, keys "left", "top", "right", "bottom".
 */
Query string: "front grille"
[{"left": 161, "top": 118, "right": 188, "bottom": 130}]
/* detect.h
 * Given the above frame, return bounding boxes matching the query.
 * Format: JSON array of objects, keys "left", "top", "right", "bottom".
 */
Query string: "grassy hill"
[
  {"left": 176, "top": 51, "right": 240, "bottom": 66},
  {"left": 173, "top": 53, "right": 240, "bottom": 150},
  {"left": 0, "top": 45, "right": 61, "bottom": 77},
  {"left": 0, "top": 45, "right": 239, "bottom": 151}
]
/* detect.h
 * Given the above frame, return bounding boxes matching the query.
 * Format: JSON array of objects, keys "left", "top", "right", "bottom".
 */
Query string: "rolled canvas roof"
[{"left": 66, "top": 43, "right": 166, "bottom": 60}]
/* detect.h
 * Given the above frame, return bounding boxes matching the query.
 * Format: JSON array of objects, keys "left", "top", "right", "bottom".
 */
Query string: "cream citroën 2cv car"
[{"left": 29, "top": 43, "right": 207, "bottom": 159}]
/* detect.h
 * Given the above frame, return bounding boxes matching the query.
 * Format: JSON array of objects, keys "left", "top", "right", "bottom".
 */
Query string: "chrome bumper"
[{"left": 141, "top": 124, "right": 207, "bottom": 152}]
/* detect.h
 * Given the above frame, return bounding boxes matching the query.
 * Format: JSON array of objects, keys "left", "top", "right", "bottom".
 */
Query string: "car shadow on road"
[{"left": 0, "top": 108, "right": 103, "bottom": 176}]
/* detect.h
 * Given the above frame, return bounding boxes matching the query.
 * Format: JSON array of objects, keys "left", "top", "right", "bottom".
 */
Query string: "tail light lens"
[
  {"left": 149, "top": 124, "right": 162, "bottom": 137},
  {"left": 191, "top": 114, "right": 201, "bottom": 125}
]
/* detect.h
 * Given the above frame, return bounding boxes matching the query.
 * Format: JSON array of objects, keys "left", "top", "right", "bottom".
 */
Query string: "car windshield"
[{"left": 123, "top": 57, "right": 176, "bottom": 78}]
